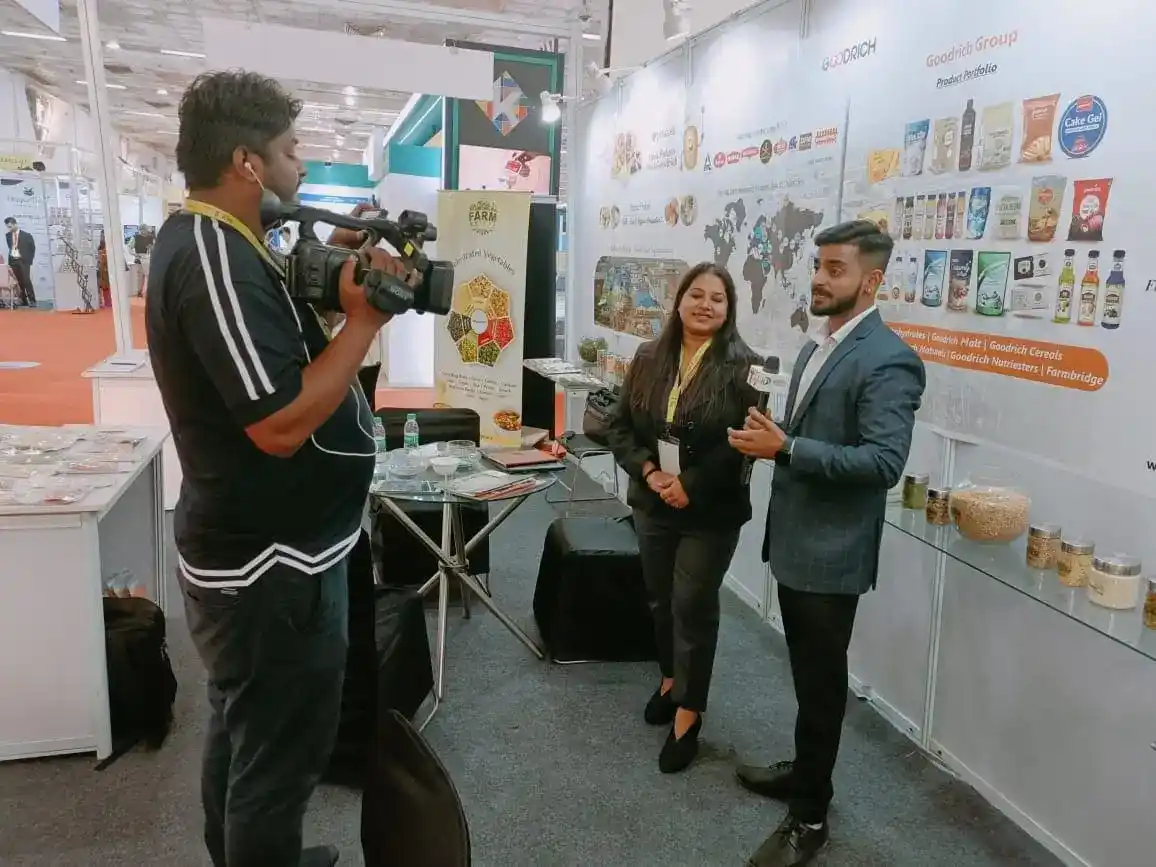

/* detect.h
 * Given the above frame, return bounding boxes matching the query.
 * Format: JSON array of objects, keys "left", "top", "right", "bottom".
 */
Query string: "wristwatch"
[{"left": 777, "top": 436, "right": 796, "bottom": 467}]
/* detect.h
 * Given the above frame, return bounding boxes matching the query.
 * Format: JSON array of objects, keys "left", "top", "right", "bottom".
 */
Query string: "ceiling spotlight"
[
  {"left": 335, "top": 135, "right": 345, "bottom": 147},
  {"left": 106, "top": 40, "right": 120, "bottom": 50},
  {"left": 156, "top": 88, "right": 168, "bottom": 96},
  {"left": 343, "top": 86, "right": 357, "bottom": 96},
  {"left": 663, "top": 0, "right": 691, "bottom": 41},
  {"left": 539, "top": 91, "right": 562, "bottom": 124},
  {"left": 344, "top": 95, "right": 356, "bottom": 107}
]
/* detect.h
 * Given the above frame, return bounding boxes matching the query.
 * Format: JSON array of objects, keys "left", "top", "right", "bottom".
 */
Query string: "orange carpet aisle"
[{"left": 1, "top": 299, "right": 564, "bottom": 429}]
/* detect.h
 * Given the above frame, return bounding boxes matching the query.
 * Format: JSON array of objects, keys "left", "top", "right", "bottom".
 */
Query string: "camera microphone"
[{"left": 740, "top": 356, "right": 784, "bottom": 485}]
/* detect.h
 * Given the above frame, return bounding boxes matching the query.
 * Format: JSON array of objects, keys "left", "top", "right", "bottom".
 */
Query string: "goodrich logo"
[{"left": 822, "top": 38, "right": 877, "bottom": 71}]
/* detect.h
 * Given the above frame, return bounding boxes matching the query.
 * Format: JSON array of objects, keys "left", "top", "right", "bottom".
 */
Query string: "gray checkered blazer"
[{"left": 761, "top": 310, "right": 925, "bottom": 596}]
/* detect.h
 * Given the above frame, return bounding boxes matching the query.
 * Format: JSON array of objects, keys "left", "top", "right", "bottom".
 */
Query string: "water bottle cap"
[{"left": 406, "top": 413, "right": 417, "bottom": 421}]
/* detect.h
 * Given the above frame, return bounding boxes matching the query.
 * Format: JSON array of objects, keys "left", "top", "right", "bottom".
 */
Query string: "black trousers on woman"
[{"left": 632, "top": 509, "right": 740, "bottom": 712}]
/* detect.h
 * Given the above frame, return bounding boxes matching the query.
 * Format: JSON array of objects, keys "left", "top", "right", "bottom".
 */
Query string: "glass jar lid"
[
  {"left": 904, "top": 472, "right": 930, "bottom": 485},
  {"left": 1091, "top": 554, "right": 1142, "bottom": 577},
  {"left": 927, "top": 486, "right": 952, "bottom": 500},
  {"left": 1028, "top": 523, "right": 1062, "bottom": 539},
  {"left": 1147, "top": 577, "right": 1156, "bottom": 595},
  {"left": 1060, "top": 539, "right": 1095, "bottom": 554}
]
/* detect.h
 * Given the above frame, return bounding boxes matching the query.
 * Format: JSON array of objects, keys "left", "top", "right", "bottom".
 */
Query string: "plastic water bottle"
[
  {"left": 372, "top": 418, "right": 389, "bottom": 481},
  {"left": 403, "top": 413, "right": 420, "bottom": 452}
]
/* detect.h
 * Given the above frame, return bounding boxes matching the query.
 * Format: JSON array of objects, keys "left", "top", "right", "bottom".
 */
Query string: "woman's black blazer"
[{"left": 606, "top": 339, "right": 758, "bottom": 529}]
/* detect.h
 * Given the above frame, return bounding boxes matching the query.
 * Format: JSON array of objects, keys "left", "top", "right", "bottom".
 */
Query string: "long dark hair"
[{"left": 630, "top": 262, "right": 756, "bottom": 420}]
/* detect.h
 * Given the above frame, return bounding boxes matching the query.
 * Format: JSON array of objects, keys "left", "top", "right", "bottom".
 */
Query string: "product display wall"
[
  {"left": 571, "top": 4, "right": 1156, "bottom": 863},
  {"left": 572, "top": 0, "right": 1156, "bottom": 583}
]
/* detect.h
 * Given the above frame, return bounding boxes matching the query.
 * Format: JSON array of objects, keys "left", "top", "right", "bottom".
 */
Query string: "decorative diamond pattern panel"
[{"left": 476, "top": 71, "right": 529, "bottom": 136}]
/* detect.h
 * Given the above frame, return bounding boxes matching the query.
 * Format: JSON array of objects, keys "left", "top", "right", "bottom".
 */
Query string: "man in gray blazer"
[{"left": 728, "top": 220, "right": 925, "bottom": 867}]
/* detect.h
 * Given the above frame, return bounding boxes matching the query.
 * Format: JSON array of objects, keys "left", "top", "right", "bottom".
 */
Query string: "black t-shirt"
[{"left": 146, "top": 211, "right": 374, "bottom": 587}]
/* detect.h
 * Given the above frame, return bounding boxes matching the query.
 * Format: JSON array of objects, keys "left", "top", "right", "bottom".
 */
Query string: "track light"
[{"left": 539, "top": 91, "right": 562, "bottom": 124}]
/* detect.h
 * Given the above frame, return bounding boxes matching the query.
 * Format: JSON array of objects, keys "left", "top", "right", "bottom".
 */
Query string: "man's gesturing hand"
[{"left": 727, "top": 407, "right": 787, "bottom": 459}]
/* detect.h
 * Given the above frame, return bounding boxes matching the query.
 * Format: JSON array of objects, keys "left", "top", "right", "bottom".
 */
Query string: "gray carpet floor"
[{"left": 0, "top": 492, "right": 1062, "bottom": 867}]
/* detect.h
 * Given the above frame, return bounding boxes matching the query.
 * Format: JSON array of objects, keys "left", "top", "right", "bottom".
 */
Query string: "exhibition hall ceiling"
[{"left": 0, "top": 0, "right": 608, "bottom": 161}]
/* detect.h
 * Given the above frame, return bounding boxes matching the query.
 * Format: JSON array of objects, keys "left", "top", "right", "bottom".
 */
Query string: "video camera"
[{"left": 280, "top": 204, "right": 454, "bottom": 316}]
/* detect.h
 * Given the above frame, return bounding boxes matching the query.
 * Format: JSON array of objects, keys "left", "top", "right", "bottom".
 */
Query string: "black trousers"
[
  {"left": 778, "top": 583, "right": 860, "bottom": 824},
  {"left": 633, "top": 509, "right": 740, "bottom": 712},
  {"left": 10, "top": 260, "right": 34, "bottom": 306},
  {"left": 179, "top": 558, "right": 350, "bottom": 867}
]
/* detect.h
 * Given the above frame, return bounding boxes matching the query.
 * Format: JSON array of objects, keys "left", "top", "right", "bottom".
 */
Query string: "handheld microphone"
[{"left": 740, "top": 356, "right": 783, "bottom": 485}]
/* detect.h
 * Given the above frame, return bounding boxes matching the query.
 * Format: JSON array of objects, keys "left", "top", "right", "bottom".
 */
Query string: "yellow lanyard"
[
  {"left": 665, "top": 339, "right": 712, "bottom": 424},
  {"left": 183, "top": 198, "right": 285, "bottom": 280},
  {"left": 182, "top": 198, "right": 335, "bottom": 338}
]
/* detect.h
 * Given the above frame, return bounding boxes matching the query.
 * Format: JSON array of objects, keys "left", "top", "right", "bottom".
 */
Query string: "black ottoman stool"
[{"left": 533, "top": 516, "right": 658, "bottom": 663}]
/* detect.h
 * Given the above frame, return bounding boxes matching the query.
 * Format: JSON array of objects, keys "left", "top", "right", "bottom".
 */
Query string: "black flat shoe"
[
  {"left": 658, "top": 715, "right": 702, "bottom": 774},
  {"left": 644, "top": 685, "right": 676, "bottom": 726},
  {"left": 736, "top": 760, "right": 798, "bottom": 801},
  {"left": 746, "top": 814, "right": 828, "bottom": 867}
]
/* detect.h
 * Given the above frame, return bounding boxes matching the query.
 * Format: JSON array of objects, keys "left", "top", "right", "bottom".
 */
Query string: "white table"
[
  {"left": 84, "top": 352, "right": 180, "bottom": 510},
  {"left": 0, "top": 427, "right": 169, "bottom": 763}
]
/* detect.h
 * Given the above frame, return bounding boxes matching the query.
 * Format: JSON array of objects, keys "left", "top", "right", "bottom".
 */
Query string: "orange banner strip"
[{"left": 887, "top": 323, "right": 1109, "bottom": 392}]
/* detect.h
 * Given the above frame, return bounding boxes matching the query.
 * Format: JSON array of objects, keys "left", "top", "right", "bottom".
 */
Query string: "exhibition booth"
[
  {"left": 565, "top": 1, "right": 1156, "bottom": 865},
  {"left": 3, "top": 0, "right": 1153, "bottom": 864}
]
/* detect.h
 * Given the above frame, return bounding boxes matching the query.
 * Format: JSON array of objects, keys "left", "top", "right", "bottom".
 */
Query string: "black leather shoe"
[
  {"left": 301, "top": 845, "right": 340, "bottom": 867},
  {"left": 658, "top": 714, "right": 702, "bottom": 773},
  {"left": 736, "top": 760, "right": 798, "bottom": 801},
  {"left": 746, "top": 815, "right": 828, "bottom": 867},
  {"left": 644, "top": 685, "right": 676, "bottom": 726}
]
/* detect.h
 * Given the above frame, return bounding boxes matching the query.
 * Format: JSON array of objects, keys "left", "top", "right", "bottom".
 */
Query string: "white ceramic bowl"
[{"left": 429, "top": 456, "right": 460, "bottom": 477}]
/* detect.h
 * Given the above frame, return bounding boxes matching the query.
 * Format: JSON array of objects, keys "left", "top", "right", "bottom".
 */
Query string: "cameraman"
[{"left": 146, "top": 71, "right": 406, "bottom": 867}]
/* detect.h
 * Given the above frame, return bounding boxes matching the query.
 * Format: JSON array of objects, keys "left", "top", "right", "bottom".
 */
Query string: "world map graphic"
[{"left": 704, "top": 196, "right": 825, "bottom": 333}]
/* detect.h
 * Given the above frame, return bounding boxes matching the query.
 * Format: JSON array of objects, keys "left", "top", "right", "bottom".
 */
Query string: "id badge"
[{"left": 657, "top": 437, "right": 681, "bottom": 476}]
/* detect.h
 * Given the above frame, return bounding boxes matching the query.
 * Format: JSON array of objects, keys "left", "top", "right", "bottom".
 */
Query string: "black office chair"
[{"left": 369, "top": 408, "right": 491, "bottom": 600}]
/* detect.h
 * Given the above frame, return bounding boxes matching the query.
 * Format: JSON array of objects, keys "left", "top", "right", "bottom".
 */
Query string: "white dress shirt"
[{"left": 789, "top": 304, "right": 877, "bottom": 425}]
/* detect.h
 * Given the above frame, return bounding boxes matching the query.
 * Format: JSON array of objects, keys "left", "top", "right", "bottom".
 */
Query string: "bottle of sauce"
[
  {"left": 913, "top": 195, "right": 925, "bottom": 238},
  {"left": 892, "top": 197, "right": 904, "bottom": 240},
  {"left": 945, "top": 192, "right": 957, "bottom": 239},
  {"left": 1053, "top": 249, "right": 1075, "bottom": 323},
  {"left": 934, "top": 193, "right": 947, "bottom": 239},
  {"left": 958, "top": 99, "right": 976, "bottom": 171},
  {"left": 902, "top": 196, "right": 914, "bottom": 240},
  {"left": 954, "top": 191, "right": 966, "bottom": 238},
  {"left": 907, "top": 256, "right": 920, "bottom": 305},
  {"left": 1077, "top": 250, "right": 1100, "bottom": 326},
  {"left": 1101, "top": 250, "right": 1125, "bottom": 330},
  {"left": 923, "top": 196, "right": 936, "bottom": 240}
]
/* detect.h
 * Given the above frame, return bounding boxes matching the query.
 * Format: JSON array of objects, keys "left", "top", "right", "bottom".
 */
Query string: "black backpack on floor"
[{"left": 99, "top": 596, "right": 177, "bottom": 769}]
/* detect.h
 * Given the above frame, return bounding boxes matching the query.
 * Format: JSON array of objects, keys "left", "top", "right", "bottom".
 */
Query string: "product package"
[
  {"left": 976, "top": 251, "right": 1012, "bottom": 316},
  {"left": 992, "top": 188, "right": 1025, "bottom": 240},
  {"left": 903, "top": 119, "right": 930, "bottom": 177},
  {"left": 1010, "top": 284, "right": 1050, "bottom": 317},
  {"left": 922, "top": 250, "right": 948, "bottom": 307},
  {"left": 978, "top": 102, "right": 1014, "bottom": 171},
  {"left": 1068, "top": 178, "right": 1113, "bottom": 242},
  {"left": 868, "top": 149, "right": 901, "bottom": 184},
  {"left": 1026, "top": 175, "right": 1068, "bottom": 242},
  {"left": 1014, "top": 255, "right": 1035, "bottom": 281},
  {"left": 1020, "top": 94, "right": 1060, "bottom": 162},
  {"left": 930, "top": 117, "right": 959, "bottom": 173},
  {"left": 948, "top": 250, "right": 974, "bottom": 311},
  {"left": 966, "top": 187, "right": 992, "bottom": 239}
]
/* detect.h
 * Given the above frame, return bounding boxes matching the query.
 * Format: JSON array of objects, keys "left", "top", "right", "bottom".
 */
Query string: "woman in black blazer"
[{"left": 607, "top": 262, "right": 758, "bottom": 773}]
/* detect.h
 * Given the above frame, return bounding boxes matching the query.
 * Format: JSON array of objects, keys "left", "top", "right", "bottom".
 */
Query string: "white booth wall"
[
  {"left": 375, "top": 170, "right": 438, "bottom": 388},
  {"left": 568, "top": 1, "right": 1156, "bottom": 865}
]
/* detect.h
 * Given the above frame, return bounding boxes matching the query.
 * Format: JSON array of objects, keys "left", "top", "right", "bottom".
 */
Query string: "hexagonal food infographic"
[{"left": 447, "top": 274, "right": 516, "bottom": 368}]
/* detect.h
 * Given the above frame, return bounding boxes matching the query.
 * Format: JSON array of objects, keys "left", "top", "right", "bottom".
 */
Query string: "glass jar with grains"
[
  {"left": 1086, "top": 554, "right": 1142, "bottom": 610},
  {"left": 1025, "top": 524, "right": 1062, "bottom": 570},
  {"left": 925, "top": 487, "right": 952, "bottom": 525},
  {"left": 1056, "top": 539, "right": 1094, "bottom": 588},
  {"left": 902, "top": 472, "right": 930, "bottom": 510},
  {"left": 1144, "top": 578, "right": 1156, "bottom": 630}
]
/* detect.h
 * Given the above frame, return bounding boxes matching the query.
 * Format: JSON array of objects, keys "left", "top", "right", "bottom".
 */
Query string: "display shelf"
[{"left": 885, "top": 505, "right": 1156, "bottom": 663}]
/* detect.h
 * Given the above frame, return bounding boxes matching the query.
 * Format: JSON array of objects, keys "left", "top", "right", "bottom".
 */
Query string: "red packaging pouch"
[{"left": 1068, "top": 178, "right": 1113, "bottom": 242}]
